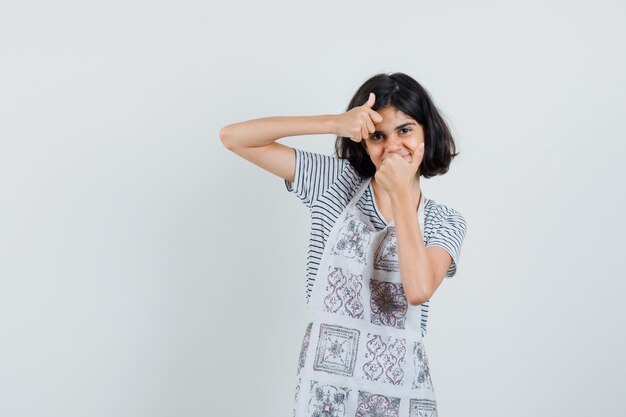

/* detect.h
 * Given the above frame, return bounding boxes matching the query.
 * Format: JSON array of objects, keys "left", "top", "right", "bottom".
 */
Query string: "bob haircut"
[{"left": 334, "top": 72, "right": 458, "bottom": 179}]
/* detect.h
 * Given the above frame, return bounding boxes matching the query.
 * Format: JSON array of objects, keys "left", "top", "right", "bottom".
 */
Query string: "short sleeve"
[
  {"left": 284, "top": 147, "right": 347, "bottom": 208},
  {"left": 426, "top": 208, "right": 467, "bottom": 279}
]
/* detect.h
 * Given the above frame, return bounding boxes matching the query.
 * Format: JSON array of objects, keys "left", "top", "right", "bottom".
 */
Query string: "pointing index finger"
[{"left": 369, "top": 109, "right": 383, "bottom": 123}]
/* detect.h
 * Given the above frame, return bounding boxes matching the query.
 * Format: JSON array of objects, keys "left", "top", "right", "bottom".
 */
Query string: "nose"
[{"left": 384, "top": 134, "right": 406, "bottom": 153}]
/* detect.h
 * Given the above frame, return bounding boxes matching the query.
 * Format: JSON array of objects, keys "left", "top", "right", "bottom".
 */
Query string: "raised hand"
[
  {"left": 332, "top": 93, "right": 383, "bottom": 142},
  {"left": 375, "top": 142, "right": 425, "bottom": 196}
]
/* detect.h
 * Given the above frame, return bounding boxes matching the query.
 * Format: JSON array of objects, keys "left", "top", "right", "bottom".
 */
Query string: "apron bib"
[{"left": 292, "top": 177, "right": 437, "bottom": 417}]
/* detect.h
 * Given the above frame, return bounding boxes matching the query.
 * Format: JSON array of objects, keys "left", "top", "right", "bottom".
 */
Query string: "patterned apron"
[{"left": 292, "top": 176, "right": 437, "bottom": 417}]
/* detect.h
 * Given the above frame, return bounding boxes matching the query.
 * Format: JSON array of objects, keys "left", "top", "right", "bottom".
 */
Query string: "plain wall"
[{"left": 1, "top": 0, "right": 625, "bottom": 416}]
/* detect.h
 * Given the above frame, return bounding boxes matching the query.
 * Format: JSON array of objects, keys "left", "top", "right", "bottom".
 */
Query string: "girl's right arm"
[
  {"left": 219, "top": 115, "right": 338, "bottom": 183},
  {"left": 219, "top": 93, "right": 381, "bottom": 182}
]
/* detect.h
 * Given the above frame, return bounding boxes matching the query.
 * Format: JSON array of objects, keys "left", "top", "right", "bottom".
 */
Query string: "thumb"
[{"left": 365, "top": 93, "right": 383, "bottom": 123}]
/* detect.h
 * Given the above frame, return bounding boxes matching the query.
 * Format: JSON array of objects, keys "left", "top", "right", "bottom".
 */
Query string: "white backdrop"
[{"left": 1, "top": 1, "right": 625, "bottom": 416}]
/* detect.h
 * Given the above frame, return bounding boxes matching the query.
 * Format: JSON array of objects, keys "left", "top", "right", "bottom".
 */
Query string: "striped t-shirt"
[{"left": 284, "top": 147, "right": 467, "bottom": 336}]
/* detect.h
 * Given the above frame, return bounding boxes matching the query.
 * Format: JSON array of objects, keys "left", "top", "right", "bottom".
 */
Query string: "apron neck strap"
[{"left": 347, "top": 176, "right": 373, "bottom": 210}]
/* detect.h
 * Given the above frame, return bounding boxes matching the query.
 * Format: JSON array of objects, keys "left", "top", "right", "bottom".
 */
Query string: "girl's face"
[{"left": 362, "top": 106, "right": 425, "bottom": 172}]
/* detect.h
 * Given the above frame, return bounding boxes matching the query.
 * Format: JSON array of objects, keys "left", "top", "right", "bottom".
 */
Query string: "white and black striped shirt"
[{"left": 285, "top": 147, "right": 467, "bottom": 336}]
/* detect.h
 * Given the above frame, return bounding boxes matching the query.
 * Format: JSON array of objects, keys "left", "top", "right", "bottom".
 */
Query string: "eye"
[
  {"left": 370, "top": 133, "right": 383, "bottom": 141},
  {"left": 400, "top": 128, "right": 411, "bottom": 134}
]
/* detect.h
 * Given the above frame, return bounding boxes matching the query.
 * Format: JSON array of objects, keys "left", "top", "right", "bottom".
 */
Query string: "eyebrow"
[{"left": 372, "top": 122, "right": 416, "bottom": 135}]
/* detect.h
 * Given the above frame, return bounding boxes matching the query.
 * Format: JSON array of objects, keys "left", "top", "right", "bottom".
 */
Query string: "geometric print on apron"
[{"left": 292, "top": 177, "right": 437, "bottom": 417}]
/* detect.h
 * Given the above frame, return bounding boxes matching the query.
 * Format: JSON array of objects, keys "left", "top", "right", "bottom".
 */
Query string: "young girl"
[{"left": 221, "top": 72, "right": 467, "bottom": 417}]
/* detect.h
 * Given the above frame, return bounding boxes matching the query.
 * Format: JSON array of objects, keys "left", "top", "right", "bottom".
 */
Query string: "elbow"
[
  {"left": 408, "top": 288, "right": 432, "bottom": 306},
  {"left": 408, "top": 295, "right": 426, "bottom": 306},
  {"left": 219, "top": 126, "right": 233, "bottom": 150}
]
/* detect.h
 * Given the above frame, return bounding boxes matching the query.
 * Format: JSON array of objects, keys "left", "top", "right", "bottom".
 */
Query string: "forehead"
[{"left": 376, "top": 106, "right": 414, "bottom": 124}]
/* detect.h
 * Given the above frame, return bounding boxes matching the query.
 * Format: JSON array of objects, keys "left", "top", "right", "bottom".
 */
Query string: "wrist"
[
  {"left": 322, "top": 114, "right": 338, "bottom": 136},
  {"left": 389, "top": 187, "right": 412, "bottom": 206}
]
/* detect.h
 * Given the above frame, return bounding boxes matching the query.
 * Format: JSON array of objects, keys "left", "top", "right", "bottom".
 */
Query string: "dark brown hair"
[{"left": 334, "top": 72, "right": 459, "bottom": 178}]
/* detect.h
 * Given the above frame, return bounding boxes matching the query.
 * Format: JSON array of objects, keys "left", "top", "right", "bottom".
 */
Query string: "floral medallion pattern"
[
  {"left": 355, "top": 391, "right": 400, "bottom": 417},
  {"left": 370, "top": 279, "right": 408, "bottom": 329},
  {"left": 331, "top": 213, "right": 371, "bottom": 265},
  {"left": 411, "top": 341, "right": 433, "bottom": 390},
  {"left": 373, "top": 227, "right": 400, "bottom": 272},
  {"left": 307, "top": 380, "right": 351, "bottom": 417},
  {"left": 313, "top": 324, "right": 360, "bottom": 377}
]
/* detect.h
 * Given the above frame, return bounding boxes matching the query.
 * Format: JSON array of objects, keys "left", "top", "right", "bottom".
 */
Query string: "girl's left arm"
[{"left": 390, "top": 190, "right": 453, "bottom": 305}]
